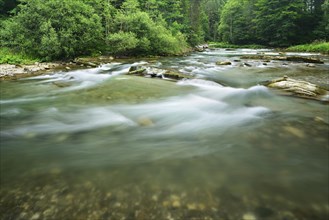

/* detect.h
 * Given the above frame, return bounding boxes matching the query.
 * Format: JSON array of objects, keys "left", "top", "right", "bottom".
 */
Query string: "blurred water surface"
[{"left": 0, "top": 49, "right": 328, "bottom": 220}]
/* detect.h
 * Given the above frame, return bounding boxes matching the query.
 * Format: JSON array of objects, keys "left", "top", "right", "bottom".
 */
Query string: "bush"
[
  {"left": 107, "top": 31, "right": 139, "bottom": 54},
  {"left": 0, "top": 0, "right": 104, "bottom": 60},
  {"left": 108, "top": 3, "right": 188, "bottom": 56},
  {"left": 286, "top": 42, "right": 329, "bottom": 54},
  {"left": 0, "top": 47, "right": 40, "bottom": 64}
]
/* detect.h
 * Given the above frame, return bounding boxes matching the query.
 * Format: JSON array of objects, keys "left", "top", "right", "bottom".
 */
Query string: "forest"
[{"left": 0, "top": 0, "right": 328, "bottom": 60}]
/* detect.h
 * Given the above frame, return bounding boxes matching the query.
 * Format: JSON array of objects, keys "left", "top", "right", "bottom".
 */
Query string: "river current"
[{"left": 0, "top": 49, "right": 328, "bottom": 220}]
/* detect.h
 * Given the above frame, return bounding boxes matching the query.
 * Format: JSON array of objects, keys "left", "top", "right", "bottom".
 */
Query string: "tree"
[
  {"left": 201, "top": 0, "right": 227, "bottom": 41},
  {"left": 320, "top": 0, "right": 329, "bottom": 39},
  {"left": 254, "top": 0, "right": 305, "bottom": 46},
  {"left": 107, "top": 0, "right": 188, "bottom": 55},
  {"left": 218, "top": 0, "right": 255, "bottom": 44},
  {"left": 0, "top": 0, "right": 104, "bottom": 60},
  {"left": 0, "top": 0, "right": 19, "bottom": 16}
]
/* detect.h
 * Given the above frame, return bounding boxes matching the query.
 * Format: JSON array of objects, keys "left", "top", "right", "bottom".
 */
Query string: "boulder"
[
  {"left": 128, "top": 66, "right": 147, "bottom": 76},
  {"left": 216, "top": 61, "right": 232, "bottom": 65},
  {"left": 127, "top": 65, "right": 192, "bottom": 81},
  {"left": 243, "top": 62, "right": 252, "bottom": 67},
  {"left": 264, "top": 76, "right": 328, "bottom": 102},
  {"left": 195, "top": 44, "right": 209, "bottom": 52}
]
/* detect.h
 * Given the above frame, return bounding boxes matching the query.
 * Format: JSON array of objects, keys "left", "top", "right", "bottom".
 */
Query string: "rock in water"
[
  {"left": 242, "top": 213, "right": 257, "bottom": 220},
  {"left": 128, "top": 66, "right": 146, "bottom": 75},
  {"left": 137, "top": 117, "right": 154, "bottom": 127},
  {"left": 264, "top": 76, "right": 328, "bottom": 102},
  {"left": 216, "top": 61, "right": 232, "bottom": 65}
]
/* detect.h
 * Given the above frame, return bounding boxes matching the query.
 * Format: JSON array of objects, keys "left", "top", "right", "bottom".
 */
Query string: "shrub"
[{"left": 0, "top": 0, "right": 104, "bottom": 60}]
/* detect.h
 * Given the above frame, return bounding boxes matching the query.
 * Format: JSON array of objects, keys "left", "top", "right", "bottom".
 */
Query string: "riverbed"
[{"left": 0, "top": 49, "right": 328, "bottom": 220}]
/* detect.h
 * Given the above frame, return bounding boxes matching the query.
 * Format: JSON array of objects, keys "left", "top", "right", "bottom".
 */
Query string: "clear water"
[{"left": 1, "top": 49, "right": 328, "bottom": 220}]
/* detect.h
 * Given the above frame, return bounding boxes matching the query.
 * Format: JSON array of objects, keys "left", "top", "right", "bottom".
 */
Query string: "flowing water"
[{"left": 0, "top": 49, "right": 328, "bottom": 220}]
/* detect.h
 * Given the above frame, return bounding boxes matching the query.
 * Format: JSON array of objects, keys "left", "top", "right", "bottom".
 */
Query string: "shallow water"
[{"left": 0, "top": 49, "right": 328, "bottom": 220}]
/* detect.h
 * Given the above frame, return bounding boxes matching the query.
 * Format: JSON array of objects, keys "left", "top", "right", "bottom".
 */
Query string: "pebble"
[
  {"left": 114, "top": 202, "right": 121, "bottom": 208},
  {"left": 43, "top": 209, "right": 53, "bottom": 216},
  {"left": 314, "top": 116, "right": 325, "bottom": 123},
  {"left": 106, "top": 192, "right": 112, "bottom": 198},
  {"left": 187, "top": 203, "right": 197, "bottom": 210},
  {"left": 31, "top": 213, "right": 41, "bottom": 220},
  {"left": 172, "top": 200, "right": 181, "bottom": 208},
  {"left": 162, "top": 201, "right": 170, "bottom": 207},
  {"left": 170, "top": 195, "right": 180, "bottom": 201},
  {"left": 242, "top": 213, "right": 257, "bottom": 220},
  {"left": 137, "top": 116, "right": 154, "bottom": 127},
  {"left": 20, "top": 212, "right": 27, "bottom": 218},
  {"left": 283, "top": 126, "right": 305, "bottom": 138},
  {"left": 151, "top": 194, "right": 158, "bottom": 201}
]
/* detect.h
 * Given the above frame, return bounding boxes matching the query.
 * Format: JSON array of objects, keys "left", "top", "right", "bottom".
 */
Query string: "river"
[{"left": 0, "top": 49, "right": 328, "bottom": 220}]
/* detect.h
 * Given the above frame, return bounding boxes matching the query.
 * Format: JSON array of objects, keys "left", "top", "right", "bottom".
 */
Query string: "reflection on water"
[{"left": 0, "top": 49, "right": 328, "bottom": 220}]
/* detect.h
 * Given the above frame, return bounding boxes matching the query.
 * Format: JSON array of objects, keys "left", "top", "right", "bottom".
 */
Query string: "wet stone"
[
  {"left": 242, "top": 213, "right": 257, "bottom": 220},
  {"left": 30, "top": 213, "right": 41, "bottom": 220}
]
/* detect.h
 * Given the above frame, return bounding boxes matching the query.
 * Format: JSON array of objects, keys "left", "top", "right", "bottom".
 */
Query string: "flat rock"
[
  {"left": 264, "top": 76, "right": 329, "bottom": 102},
  {"left": 216, "top": 61, "right": 232, "bottom": 65}
]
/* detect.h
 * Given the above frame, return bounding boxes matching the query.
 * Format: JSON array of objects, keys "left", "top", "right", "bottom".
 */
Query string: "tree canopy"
[
  {"left": 0, "top": 0, "right": 328, "bottom": 60},
  {"left": 218, "top": 0, "right": 328, "bottom": 46}
]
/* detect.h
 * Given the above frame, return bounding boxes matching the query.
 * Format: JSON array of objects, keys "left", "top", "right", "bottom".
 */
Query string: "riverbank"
[
  {"left": 286, "top": 42, "right": 329, "bottom": 54},
  {"left": 209, "top": 41, "right": 329, "bottom": 54},
  {"left": 208, "top": 42, "right": 265, "bottom": 49},
  {"left": 0, "top": 56, "right": 118, "bottom": 80},
  {"left": 0, "top": 62, "right": 76, "bottom": 80}
]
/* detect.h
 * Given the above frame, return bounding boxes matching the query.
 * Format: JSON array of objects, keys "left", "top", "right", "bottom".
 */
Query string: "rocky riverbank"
[
  {"left": 0, "top": 56, "right": 115, "bottom": 80},
  {"left": 0, "top": 62, "right": 80, "bottom": 80}
]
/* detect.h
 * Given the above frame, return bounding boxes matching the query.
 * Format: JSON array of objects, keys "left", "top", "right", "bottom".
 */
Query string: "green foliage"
[
  {"left": 0, "top": 47, "right": 40, "bottom": 64},
  {"left": 208, "top": 42, "right": 264, "bottom": 49},
  {"left": 218, "top": 0, "right": 255, "bottom": 44},
  {"left": 318, "top": 0, "right": 329, "bottom": 39},
  {"left": 202, "top": 0, "right": 227, "bottom": 41},
  {"left": 217, "top": 0, "right": 328, "bottom": 47},
  {"left": 0, "top": 0, "right": 19, "bottom": 16},
  {"left": 254, "top": 0, "right": 304, "bottom": 46},
  {"left": 286, "top": 42, "right": 329, "bottom": 54},
  {"left": 108, "top": 31, "right": 139, "bottom": 54},
  {"left": 0, "top": 0, "right": 104, "bottom": 60},
  {"left": 1, "top": 0, "right": 328, "bottom": 60},
  {"left": 107, "top": 1, "right": 188, "bottom": 56}
]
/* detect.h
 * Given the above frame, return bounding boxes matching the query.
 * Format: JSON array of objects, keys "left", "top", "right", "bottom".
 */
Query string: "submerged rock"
[
  {"left": 137, "top": 117, "right": 154, "bottom": 127},
  {"left": 283, "top": 126, "right": 305, "bottom": 138},
  {"left": 263, "top": 76, "right": 329, "bottom": 102}
]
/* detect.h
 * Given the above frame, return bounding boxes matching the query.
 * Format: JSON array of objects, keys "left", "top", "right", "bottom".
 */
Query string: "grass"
[
  {"left": 208, "top": 42, "right": 265, "bottom": 49},
  {"left": 286, "top": 41, "right": 329, "bottom": 54},
  {"left": 0, "top": 47, "right": 40, "bottom": 64}
]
